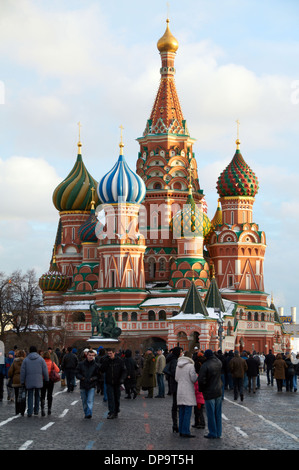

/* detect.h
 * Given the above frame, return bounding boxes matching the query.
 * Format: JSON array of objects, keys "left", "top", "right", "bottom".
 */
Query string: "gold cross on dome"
[
  {"left": 188, "top": 163, "right": 193, "bottom": 193},
  {"left": 119, "top": 125, "right": 124, "bottom": 155},
  {"left": 236, "top": 119, "right": 241, "bottom": 149},
  {"left": 236, "top": 119, "right": 240, "bottom": 139},
  {"left": 78, "top": 121, "right": 82, "bottom": 141}
]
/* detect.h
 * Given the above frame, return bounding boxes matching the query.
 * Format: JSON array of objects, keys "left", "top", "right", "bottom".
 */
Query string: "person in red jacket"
[{"left": 41, "top": 351, "right": 60, "bottom": 416}]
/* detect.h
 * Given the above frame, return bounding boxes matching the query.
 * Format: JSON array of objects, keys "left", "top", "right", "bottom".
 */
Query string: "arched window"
[
  {"left": 158, "top": 310, "right": 166, "bottom": 320},
  {"left": 148, "top": 258, "right": 156, "bottom": 278},
  {"left": 148, "top": 310, "right": 156, "bottom": 321},
  {"left": 131, "top": 312, "right": 137, "bottom": 321},
  {"left": 72, "top": 311, "right": 85, "bottom": 322},
  {"left": 122, "top": 312, "right": 128, "bottom": 321},
  {"left": 159, "top": 258, "right": 166, "bottom": 271}
]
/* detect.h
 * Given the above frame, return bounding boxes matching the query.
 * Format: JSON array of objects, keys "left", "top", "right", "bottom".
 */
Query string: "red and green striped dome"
[{"left": 217, "top": 148, "right": 259, "bottom": 198}]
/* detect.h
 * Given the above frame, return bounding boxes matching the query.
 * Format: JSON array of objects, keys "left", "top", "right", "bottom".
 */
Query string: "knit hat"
[
  {"left": 172, "top": 347, "right": 183, "bottom": 358},
  {"left": 204, "top": 349, "right": 214, "bottom": 358}
]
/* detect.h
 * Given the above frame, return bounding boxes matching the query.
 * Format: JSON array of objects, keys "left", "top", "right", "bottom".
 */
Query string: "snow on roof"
[{"left": 140, "top": 297, "right": 183, "bottom": 307}]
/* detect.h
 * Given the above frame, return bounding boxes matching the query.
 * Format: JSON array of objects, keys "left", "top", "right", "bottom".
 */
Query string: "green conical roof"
[
  {"left": 204, "top": 277, "right": 225, "bottom": 312},
  {"left": 180, "top": 280, "right": 209, "bottom": 316}
]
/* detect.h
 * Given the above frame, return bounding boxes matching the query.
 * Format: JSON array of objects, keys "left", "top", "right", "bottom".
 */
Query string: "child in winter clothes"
[{"left": 192, "top": 379, "right": 205, "bottom": 429}]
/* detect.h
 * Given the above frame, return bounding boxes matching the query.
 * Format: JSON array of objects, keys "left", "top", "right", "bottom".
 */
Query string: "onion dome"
[
  {"left": 97, "top": 140, "right": 146, "bottom": 205},
  {"left": 157, "top": 18, "right": 179, "bottom": 53},
  {"left": 216, "top": 140, "right": 259, "bottom": 197},
  {"left": 211, "top": 199, "right": 222, "bottom": 228},
  {"left": 53, "top": 141, "right": 99, "bottom": 212},
  {"left": 171, "top": 191, "right": 211, "bottom": 239},
  {"left": 78, "top": 191, "right": 99, "bottom": 243},
  {"left": 39, "top": 255, "right": 69, "bottom": 292}
]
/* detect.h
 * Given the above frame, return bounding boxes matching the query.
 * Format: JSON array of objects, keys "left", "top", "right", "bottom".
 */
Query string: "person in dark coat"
[
  {"left": 224, "top": 350, "right": 234, "bottom": 390},
  {"left": 265, "top": 349, "right": 275, "bottom": 385},
  {"left": 246, "top": 354, "right": 259, "bottom": 393},
  {"left": 164, "top": 347, "right": 183, "bottom": 433},
  {"left": 99, "top": 348, "right": 127, "bottom": 419},
  {"left": 76, "top": 350, "right": 101, "bottom": 418},
  {"left": 0, "top": 347, "right": 5, "bottom": 402},
  {"left": 61, "top": 346, "right": 78, "bottom": 392},
  {"left": 198, "top": 350, "right": 223, "bottom": 439},
  {"left": 134, "top": 350, "right": 144, "bottom": 395},
  {"left": 20, "top": 346, "right": 49, "bottom": 417},
  {"left": 229, "top": 350, "right": 248, "bottom": 401},
  {"left": 141, "top": 348, "right": 156, "bottom": 398},
  {"left": 285, "top": 354, "right": 295, "bottom": 392},
  {"left": 123, "top": 349, "right": 137, "bottom": 399},
  {"left": 273, "top": 353, "right": 287, "bottom": 392},
  {"left": 6, "top": 351, "right": 15, "bottom": 401}
]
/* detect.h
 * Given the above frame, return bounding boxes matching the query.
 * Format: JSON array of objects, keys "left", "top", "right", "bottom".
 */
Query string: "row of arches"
[{"left": 71, "top": 310, "right": 178, "bottom": 323}]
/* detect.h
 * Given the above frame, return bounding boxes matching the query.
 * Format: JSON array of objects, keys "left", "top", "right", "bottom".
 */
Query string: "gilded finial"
[
  {"left": 188, "top": 163, "right": 193, "bottom": 194},
  {"left": 90, "top": 187, "right": 95, "bottom": 211},
  {"left": 157, "top": 17, "right": 179, "bottom": 53},
  {"left": 209, "top": 261, "right": 215, "bottom": 279},
  {"left": 52, "top": 245, "right": 56, "bottom": 264},
  {"left": 236, "top": 119, "right": 241, "bottom": 149},
  {"left": 77, "top": 121, "right": 82, "bottom": 154},
  {"left": 119, "top": 125, "right": 124, "bottom": 155}
]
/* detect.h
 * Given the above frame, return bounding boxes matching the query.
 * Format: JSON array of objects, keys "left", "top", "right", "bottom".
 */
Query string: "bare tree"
[{"left": 0, "top": 269, "right": 43, "bottom": 340}]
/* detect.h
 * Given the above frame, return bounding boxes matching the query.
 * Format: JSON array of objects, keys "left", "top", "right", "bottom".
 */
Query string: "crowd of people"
[{"left": 0, "top": 344, "right": 298, "bottom": 440}]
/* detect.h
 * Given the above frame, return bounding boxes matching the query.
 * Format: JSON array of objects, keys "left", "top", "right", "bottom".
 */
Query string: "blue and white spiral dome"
[{"left": 97, "top": 154, "right": 146, "bottom": 204}]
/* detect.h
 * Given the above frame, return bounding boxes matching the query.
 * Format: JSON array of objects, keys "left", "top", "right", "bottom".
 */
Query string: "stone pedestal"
[{"left": 87, "top": 336, "right": 120, "bottom": 351}]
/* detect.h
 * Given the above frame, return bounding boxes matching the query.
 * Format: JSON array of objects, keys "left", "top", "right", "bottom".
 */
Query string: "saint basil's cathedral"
[{"left": 38, "top": 19, "right": 289, "bottom": 354}]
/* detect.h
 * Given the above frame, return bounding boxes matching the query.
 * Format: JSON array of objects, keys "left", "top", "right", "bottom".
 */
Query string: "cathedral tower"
[
  {"left": 207, "top": 135, "right": 267, "bottom": 307},
  {"left": 136, "top": 19, "right": 205, "bottom": 284},
  {"left": 95, "top": 136, "right": 147, "bottom": 307},
  {"left": 52, "top": 136, "right": 99, "bottom": 279}
]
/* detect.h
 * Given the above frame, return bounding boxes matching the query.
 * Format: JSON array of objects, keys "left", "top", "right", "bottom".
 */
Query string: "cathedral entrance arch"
[{"left": 142, "top": 336, "right": 167, "bottom": 352}]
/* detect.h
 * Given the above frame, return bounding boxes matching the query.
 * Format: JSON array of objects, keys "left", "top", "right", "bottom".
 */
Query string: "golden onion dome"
[{"left": 157, "top": 19, "right": 179, "bottom": 53}]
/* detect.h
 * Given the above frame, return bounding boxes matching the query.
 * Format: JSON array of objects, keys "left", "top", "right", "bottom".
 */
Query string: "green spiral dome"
[{"left": 53, "top": 146, "right": 99, "bottom": 212}]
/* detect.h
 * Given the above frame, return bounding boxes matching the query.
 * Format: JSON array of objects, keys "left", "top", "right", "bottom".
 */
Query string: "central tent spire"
[{"left": 143, "top": 18, "right": 187, "bottom": 137}]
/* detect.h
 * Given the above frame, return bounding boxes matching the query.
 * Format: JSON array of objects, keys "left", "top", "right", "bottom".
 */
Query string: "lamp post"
[{"left": 215, "top": 308, "right": 224, "bottom": 351}]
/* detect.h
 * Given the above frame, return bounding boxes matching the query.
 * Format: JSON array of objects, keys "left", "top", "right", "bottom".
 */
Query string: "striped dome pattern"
[
  {"left": 53, "top": 154, "right": 99, "bottom": 211},
  {"left": 39, "top": 261, "right": 69, "bottom": 292},
  {"left": 171, "top": 193, "right": 211, "bottom": 239},
  {"left": 98, "top": 154, "right": 146, "bottom": 204},
  {"left": 217, "top": 149, "right": 259, "bottom": 198},
  {"left": 78, "top": 209, "right": 98, "bottom": 243}
]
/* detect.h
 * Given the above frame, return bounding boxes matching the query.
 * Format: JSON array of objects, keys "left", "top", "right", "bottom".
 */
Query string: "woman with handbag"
[
  {"left": 41, "top": 351, "right": 60, "bottom": 416},
  {"left": 7, "top": 350, "right": 26, "bottom": 415}
]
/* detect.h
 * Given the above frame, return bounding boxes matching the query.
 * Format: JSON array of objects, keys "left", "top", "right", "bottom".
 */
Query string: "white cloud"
[{"left": 0, "top": 156, "right": 60, "bottom": 221}]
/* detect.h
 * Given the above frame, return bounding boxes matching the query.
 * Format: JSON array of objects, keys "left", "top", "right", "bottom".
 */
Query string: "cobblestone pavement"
[{"left": 0, "top": 373, "right": 298, "bottom": 456}]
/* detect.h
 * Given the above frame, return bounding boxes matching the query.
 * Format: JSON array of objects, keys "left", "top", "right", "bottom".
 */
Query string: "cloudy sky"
[{"left": 0, "top": 0, "right": 298, "bottom": 319}]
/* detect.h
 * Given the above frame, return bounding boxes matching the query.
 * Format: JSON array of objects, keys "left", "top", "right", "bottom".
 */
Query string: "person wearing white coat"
[{"left": 175, "top": 351, "right": 197, "bottom": 438}]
